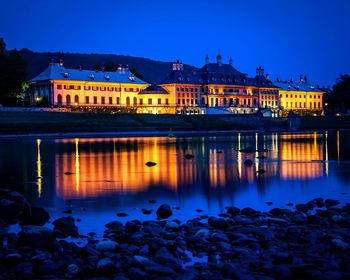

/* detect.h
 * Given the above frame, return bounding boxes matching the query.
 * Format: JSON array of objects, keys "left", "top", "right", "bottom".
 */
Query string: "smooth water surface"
[{"left": 1, "top": 131, "right": 350, "bottom": 234}]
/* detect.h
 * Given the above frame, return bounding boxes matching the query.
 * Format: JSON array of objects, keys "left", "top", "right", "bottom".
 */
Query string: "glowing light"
[
  {"left": 237, "top": 133, "right": 241, "bottom": 179},
  {"left": 75, "top": 138, "right": 80, "bottom": 192},
  {"left": 337, "top": 130, "right": 340, "bottom": 161},
  {"left": 325, "top": 131, "right": 329, "bottom": 176},
  {"left": 36, "top": 139, "right": 42, "bottom": 197}
]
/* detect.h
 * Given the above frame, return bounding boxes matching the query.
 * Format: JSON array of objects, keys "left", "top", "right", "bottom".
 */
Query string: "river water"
[{"left": 1, "top": 131, "right": 349, "bottom": 235}]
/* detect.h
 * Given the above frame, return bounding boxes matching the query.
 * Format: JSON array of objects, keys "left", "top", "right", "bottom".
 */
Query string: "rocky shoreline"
[{"left": 1, "top": 189, "right": 350, "bottom": 279}]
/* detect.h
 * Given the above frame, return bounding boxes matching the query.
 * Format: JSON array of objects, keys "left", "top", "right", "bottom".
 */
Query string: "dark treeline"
[
  {"left": 324, "top": 75, "right": 350, "bottom": 114},
  {"left": 0, "top": 38, "right": 27, "bottom": 105}
]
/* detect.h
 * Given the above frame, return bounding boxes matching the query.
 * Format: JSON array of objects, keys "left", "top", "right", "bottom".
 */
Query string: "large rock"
[
  {"left": 226, "top": 206, "right": 240, "bottom": 216},
  {"left": 0, "top": 189, "right": 30, "bottom": 224},
  {"left": 156, "top": 204, "right": 173, "bottom": 219},
  {"left": 18, "top": 225, "right": 54, "bottom": 249},
  {"left": 96, "top": 240, "right": 119, "bottom": 251},
  {"left": 134, "top": 255, "right": 175, "bottom": 274},
  {"left": 20, "top": 206, "right": 50, "bottom": 226},
  {"left": 208, "top": 217, "right": 228, "bottom": 230},
  {"left": 53, "top": 216, "right": 79, "bottom": 237}
]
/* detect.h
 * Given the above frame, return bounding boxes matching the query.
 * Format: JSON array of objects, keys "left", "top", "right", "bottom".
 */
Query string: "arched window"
[
  {"left": 126, "top": 97, "right": 130, "bottom": 106},
  {"left": 66, "top": 95, "right": 71, "bottom": 105},
  {"left": 57, "top": 94, "right": 62, "bottom": 105},
  {"left": 133, "top": 97, "right": 137, "bottom": 105},
  {"left": 74, "top": 95, "right": 79, "bottom": 104}
]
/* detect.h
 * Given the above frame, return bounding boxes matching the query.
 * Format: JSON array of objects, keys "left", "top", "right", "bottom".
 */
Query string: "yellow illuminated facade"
[
  {"left": 275, "top": 76, "right": 324, "bottom": 115},
  {"left": 29, "top": 59, "right": 323, "bottom": 116}
]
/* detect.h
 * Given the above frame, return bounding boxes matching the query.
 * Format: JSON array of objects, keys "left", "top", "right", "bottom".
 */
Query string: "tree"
[
  {"left": 0, "top": 38, "right": 5, "bottom": 54},
  {"left": 0, "top": 38, "right": 27, "bottom": 105},
  {"left": 325, "top": 74, "right": 350, "bottom": 112},
  {"left": 103, "top": 61, "right": 117, "bottom": 72}
]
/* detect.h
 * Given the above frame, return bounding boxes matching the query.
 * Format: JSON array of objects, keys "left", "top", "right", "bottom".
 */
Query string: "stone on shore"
[
  {"left": 156, "top": 204, "right": 173, "bottom": 219},
  {"left": 17, "top": 225, "right": 54, "bottom": 249},
  {"left": 52, "top": 216, "right": 79, "bottom": 237}
]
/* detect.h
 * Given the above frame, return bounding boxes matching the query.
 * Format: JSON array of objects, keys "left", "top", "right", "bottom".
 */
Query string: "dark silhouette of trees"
[
  {"left": 325, "top": 74, "right": 350, "bottom": 113},
  {"left": 0, "top": 38, "right": 27, "bottom": 105}
]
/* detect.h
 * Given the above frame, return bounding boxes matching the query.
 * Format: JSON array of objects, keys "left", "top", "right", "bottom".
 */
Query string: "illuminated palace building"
[{"left": 29, "top": 55, "right": 324, "bottom": 115}]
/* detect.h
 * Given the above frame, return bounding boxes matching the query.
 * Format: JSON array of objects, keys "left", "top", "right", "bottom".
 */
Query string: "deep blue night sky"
[{"left": 1, "top": 0, "right": 350, "bottom": 86}]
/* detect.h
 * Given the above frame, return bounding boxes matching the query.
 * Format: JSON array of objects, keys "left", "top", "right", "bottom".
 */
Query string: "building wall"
[
  {"left": 52, "top": 80, "right": 149, "bottom": 106},
  {"left": 280, "top": 90, "right": 323, "bottom": 112}
]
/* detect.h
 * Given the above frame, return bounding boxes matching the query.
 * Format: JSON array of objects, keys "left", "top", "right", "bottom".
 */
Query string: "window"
[
  {"left": 84, "top": 86, "right": 91, "bottom": 90},
  {"left": 177, "top": 99, "right": 180, "bottom": 104},
  {"left": 139, "top": 99, "right": 143, "bottom": 105},
  {"left": 185, "top": 88, "right": 188, "bottom": 92},
  {"left": 115, "top": 87, "right": 121, "bottom": 92},
  {"left": 108, "top": 87, "right": 114, "bottom": 92},
  {"left": 182, "top": 99, "right": 185, "bottom": 104},
  {"left": 148, "top": 98, "right": 152, "bottom": 105},
  {"left": 158, "top": 98, "right": 161, "bottom": 105},
  {"left": 109, "top": 97, "right": 113, "bottom": 104},
  {"left": 74, "top": 95, "right": 79, "bottom": 104},
  {"left": 57, "top": 94, "right": 62, "bottom": 105},
  {"left": 165, "top": 98, "right": 169, "bottom": 105},
  {"left": 69, "top": 85, "right": 74, "bottom": 90},
  {"left": 126, "top": 97, "right": 130, "bottom": 105},
  {"left": 94, "top": 96, "right": 97, "bottom": 104},
  {"left": 57, "top": 85, "right": 62, "bottom": 90},
  {"left": 176, "top": 87, "right": 180, "bottom": 91},
  {"left": 66, "top": 95, "right": 71, "bottom": 105},
  {"left": 76, "top": 86, "right": 81, "bottom": 90},
  {"left": 116, "top": 97, "right": 120, "bottom": 105},
  {"left": 101, "top": 97, "right": 105, "bottom": 104},
  {"left": 85, "top": 96, "right": 89, "bottom": 104},
  {"left": 100, "top": 87, "right": 106, "bottom": 91},
  {"left": 133, "top": 97, "right": 137, "bottom": 105},
  {"left": 92, "top": 86, "right": 98, "bottom": 91},
  {"left": 190, "top": 88, "right": 193, "bottom": 92}
]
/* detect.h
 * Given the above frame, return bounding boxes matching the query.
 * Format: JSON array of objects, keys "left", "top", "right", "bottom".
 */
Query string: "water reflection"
[
  {"left": 1, "top": 131, "right": 350, "bottom": 214},
  {"left": 44, "top": 132, "right": 339, "bottom": 199}
]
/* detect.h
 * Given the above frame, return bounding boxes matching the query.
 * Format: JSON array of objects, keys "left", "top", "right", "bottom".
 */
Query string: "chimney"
[
  {"left": 229, "top": 56, "right": 233, "bottom": 66},
  {"left": 172, "top": 60, "right": 183, "bottom": 71},
  {"left": 256, "top": 66, "right": 264, "bottom": 76},
  {"left": 216, "top": 53, "right": 222, "bottom": 65}
]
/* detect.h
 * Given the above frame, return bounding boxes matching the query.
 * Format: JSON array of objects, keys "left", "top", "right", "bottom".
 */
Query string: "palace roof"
[
  {"left": 30, "top": 63, "right": 149, "bottom": 84},
  {"left": 274, "top": 78, "right": 323, "bottom": 92},
  {"left": 139, "top": 85, "right": 169, "bottom": 94},
  {"left": 160, "top": 61, "right": 278, "bottom": 88}
]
